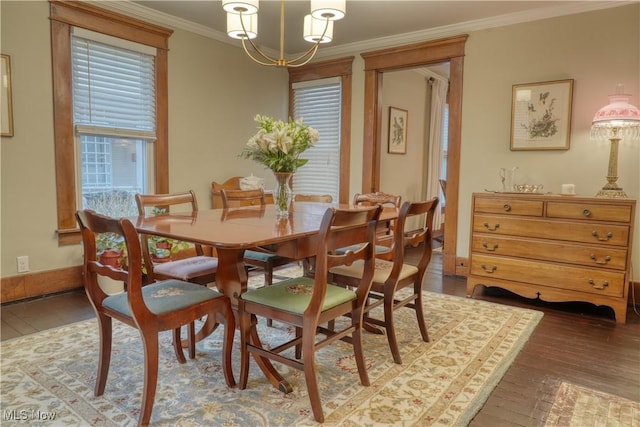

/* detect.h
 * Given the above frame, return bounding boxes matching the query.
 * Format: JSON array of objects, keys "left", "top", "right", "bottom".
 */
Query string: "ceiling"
[{"left": 124, "top": 1, "right": 628, "bottom": 57}]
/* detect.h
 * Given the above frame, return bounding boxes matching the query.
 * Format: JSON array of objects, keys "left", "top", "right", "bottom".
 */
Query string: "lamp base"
[{"left": 595, "top": 188, "right": 628, "bottom": 198}]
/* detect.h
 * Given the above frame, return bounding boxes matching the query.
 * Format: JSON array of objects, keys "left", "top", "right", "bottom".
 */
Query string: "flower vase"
[{"left": 273, "top": 172, "right": 293, "bottom": 218}]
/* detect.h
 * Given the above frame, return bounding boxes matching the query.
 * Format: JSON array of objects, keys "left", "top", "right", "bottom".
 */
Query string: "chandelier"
[{"left": 221, "top": 0, "right": 346, "bottom": 67}]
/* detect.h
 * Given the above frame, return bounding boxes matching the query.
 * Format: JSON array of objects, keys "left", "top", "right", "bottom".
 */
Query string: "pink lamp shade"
[{"left": 591, "top": 87, "right": 640, "bottom": 140}]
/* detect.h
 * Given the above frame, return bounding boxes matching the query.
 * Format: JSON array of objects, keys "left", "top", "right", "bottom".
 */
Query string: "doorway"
[{"left": 360, "top": 35, "right": 467, "bottom": 276}]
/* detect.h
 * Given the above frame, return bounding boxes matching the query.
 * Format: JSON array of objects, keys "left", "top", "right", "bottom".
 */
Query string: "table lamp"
[{"left": 590, "top": 85, "right": 640, "bottom": 198}]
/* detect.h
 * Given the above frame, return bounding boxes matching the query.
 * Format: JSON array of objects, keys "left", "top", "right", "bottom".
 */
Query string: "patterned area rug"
[
  {"left": 545, "top": 381, "right": 640, "bottom": 427},
  {"left": 1, "top": 267, "right": 543, "bottom": 426}
]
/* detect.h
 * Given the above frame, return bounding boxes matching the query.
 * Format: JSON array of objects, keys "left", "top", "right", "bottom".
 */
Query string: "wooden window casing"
[
  {"left": 50, "top": 0, "right": 173, "bottom": 245},
  {"left": 288, "top": 57, "right": 353, "bottom": 204}
]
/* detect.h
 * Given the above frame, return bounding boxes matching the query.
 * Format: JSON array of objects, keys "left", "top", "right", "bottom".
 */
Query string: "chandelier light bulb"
[
  {"left": 227, "top": 13, "right": 258, "bottom": 39},
  {"left": 311, "top": 0, "right": 346, "bottom": 20},
  {"left": 222, "top": 0, "right": 259, "bottom": 15},
  {"left": 303, "top": 15, "right": 333, "bottom": 43}
]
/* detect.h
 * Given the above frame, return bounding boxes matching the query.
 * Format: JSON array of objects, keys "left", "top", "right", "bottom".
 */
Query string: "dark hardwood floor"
[{"left": 2, "top": 249, "right": 639, "bottom": 426}]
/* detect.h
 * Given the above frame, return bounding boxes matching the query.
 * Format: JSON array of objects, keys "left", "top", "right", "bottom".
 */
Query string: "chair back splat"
[
  {"left": 330, "top": 197, "right": 439, "bottom": 364},
  {"left": 76, "top": 209, "right": 235, "bottom": 426},
  {"left": 238, "top": 205, "right": 382, "bottom": 423}
]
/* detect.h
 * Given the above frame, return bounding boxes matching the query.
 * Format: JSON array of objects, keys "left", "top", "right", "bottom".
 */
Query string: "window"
[
  {"left": 288, "top": 57, "right": 353, "bottom": 204},
  {"left": 291, "top": 78, "right": 342, "bottom": 202},
  {"left": 71, "top": 30, "right": 156, "bottom": 217},
  {"left": 50, "top": 1, "right": 172, "bottom": 245}
]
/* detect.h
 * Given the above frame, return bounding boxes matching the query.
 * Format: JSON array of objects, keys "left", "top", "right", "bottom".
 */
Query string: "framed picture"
[
  {"left": 510, "top": 79, "right": 573, "bottom": 150},
  {"left": 388, "top": 106, "right": 408, "bottom": 154},
  {"left": 1, "top": 54, "right": 14, "bottom": 137}
]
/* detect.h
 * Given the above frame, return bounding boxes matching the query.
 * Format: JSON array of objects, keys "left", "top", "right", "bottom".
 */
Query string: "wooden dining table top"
[{"left": 130, "top": 202, "right": 398, "bottom": 253}]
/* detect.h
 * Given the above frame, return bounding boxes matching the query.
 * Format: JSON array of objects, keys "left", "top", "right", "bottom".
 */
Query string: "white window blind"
[
  {"left": 71, "top": 29, "right": 156, "bottom": 217},
  {"left": 71, "top": 32, "right": 156, "bottom": 136},
  {"left": 292, "top": 78, "right": 341, "bottom": 201}
]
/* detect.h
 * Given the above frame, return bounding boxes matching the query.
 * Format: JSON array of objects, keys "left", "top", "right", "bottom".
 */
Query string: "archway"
[{"left": 361, "top": 35, "right": 467, "bottom": 275}]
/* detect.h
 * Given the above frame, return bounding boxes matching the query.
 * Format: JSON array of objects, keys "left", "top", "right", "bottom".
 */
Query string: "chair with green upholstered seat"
[
  {"left": 76, "top": 209, "right": 235, "bottom": 426},
  {"left": 238, "top": 205, "right": 382, "bottom": 423}
]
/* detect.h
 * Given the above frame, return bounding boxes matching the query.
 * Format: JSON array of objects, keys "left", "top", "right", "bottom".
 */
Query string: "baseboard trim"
[{"left": 1, "top": 266, "right": 83, "bottom": 304}]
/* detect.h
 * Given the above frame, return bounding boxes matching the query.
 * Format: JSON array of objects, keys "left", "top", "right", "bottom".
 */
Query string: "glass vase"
[{"left": 273, "top": 172, "right": 293, "bottom": 218}]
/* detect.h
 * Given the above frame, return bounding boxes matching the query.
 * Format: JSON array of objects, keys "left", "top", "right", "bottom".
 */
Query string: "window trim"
[
  {"left": 50, "top": 0, "right": 173, "bottom": 245},
  {"left": 288, "top": 56, "right": 353, "bottom": 204}
]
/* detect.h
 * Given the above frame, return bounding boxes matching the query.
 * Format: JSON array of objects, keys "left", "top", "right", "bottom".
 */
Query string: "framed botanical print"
[
  {"left": 510, "top": 79, "right": 574, "bottom": 150},
  {"left": 388, "top": 106, "right": 408, "bottom": 154}
]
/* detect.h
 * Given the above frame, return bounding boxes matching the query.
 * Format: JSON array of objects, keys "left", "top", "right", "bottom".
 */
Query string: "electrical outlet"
[{"left": 16, "top": 256, "right": 29, "bottom": 273}]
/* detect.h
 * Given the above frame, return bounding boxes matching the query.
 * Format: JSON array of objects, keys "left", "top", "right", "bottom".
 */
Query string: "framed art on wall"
[
  {"left": 388, "top": 106, "right": 408, "bottom": 154},
  {"left": 1, "top": 54, "right": 14, "bottom": 137},
  {"left": 510, "top": 79, "right": 573, "bottom": 150}
]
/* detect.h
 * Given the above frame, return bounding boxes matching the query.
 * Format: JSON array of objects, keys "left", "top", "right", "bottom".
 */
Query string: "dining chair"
[
  {"left": 220, "top": 188, "right": 293, "bottom": 326},
  {"left": 334, "top": 191, "right": 402, "bottom": 257},
  {"left": 238, "top": 205, "right": 382, "bottom": 423},
  {"left": 135, "top": 191, "right": 218, "bottom": 286},
  {"left": 293, "top": 194, "right": 334, "bottom": 276},
  {"left": 76, "top": 209, "right": 235, "bottom": 427},
  {"left": 330, "top": 197, "right": 439, "bottom": 364},
  {"left": 136, "top": 191, "right": 220, "bottom": 358}
]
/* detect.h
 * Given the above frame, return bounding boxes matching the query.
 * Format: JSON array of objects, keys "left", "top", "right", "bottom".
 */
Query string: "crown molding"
[
  {"left": 98, "top": 1, "right": 633, "bottom": 59},
  {"left": 313, "top": 1, "right": 633, "bottom": 60}
]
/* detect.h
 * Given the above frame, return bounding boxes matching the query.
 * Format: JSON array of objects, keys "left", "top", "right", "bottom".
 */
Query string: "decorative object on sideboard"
[
  {"left": 510, "top": 79, "right": 574, "bottom": 151},
  {"left": 221, "top": 0, "right": 345, "bottom": 67},
  {"left": 513, "top": 183, "right": 544, "bottom": 193},
  {"left": 590, "top": 85, "right": 640, "bottom": 199},
  {"left": 498, "top": 166, "right": 518, "bottom": 192},
  {"left": 561, "top": 184, "right": 576, "bottom": 195},
  {"left": 239, "top": 174, "right": 265, "bottom": 190}
]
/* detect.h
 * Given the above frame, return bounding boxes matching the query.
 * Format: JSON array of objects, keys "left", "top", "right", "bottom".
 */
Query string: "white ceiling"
[{"left": 119, "top": 1, "right": 629, "bottom": 56}]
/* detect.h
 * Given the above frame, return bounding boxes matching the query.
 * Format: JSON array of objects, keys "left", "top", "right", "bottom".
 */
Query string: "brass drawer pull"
[
  {"left": 590, "top": 254, "right": 611, "bottom": 265},
  {"left": 591, "top": 230, "right": 613, "bottom": 241},
  {"left": 503, "top": 204, "right": 511, "bottom": 212},
  {"left": 482, "top": 242, "right": 499, "bottom": 251},
  {"left": 588, "top": 279, "right": 609, "bottom": 290},
  {"left": 483, "top": 222, "right": 500, "bottom": 231},
  {"left": 481, "top": 264, "right": 497, "bottom": 273},
  {"left": 583, "top": 209, "right": 592, "bottom": 217}
]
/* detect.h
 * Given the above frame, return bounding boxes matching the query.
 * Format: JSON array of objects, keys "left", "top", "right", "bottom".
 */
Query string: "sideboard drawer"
[
  {"left": 547, "top": 202, "right": 633, "bottom": 223},
  {"left": 473, "top": 214, "right": 630, "bottom": 246},
  {"left": 471, "top": 235, "right": 628, "bottom": 270},
  {"left": 474, "top": 197, "right": 544, "bottom": 217},
  {"left": 470, "top": 254, "right": 625, "bottom": 298}
]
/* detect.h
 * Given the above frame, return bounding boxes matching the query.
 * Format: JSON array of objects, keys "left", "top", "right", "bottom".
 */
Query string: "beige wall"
[{"left": 1, "top": 2, "right": 638, "bottom": 278}]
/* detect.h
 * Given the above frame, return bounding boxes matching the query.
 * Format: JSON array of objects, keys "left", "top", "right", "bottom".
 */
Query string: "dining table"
[{"left": 130, "top": 201, "right": 398, "bottom": 393}]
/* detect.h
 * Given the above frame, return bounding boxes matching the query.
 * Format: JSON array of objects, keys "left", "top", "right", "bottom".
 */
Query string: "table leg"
[{"left": 216, "top": 247, "right": 291, "bottom": 393}]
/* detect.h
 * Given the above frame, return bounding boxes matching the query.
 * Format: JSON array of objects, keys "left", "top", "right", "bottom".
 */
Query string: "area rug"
[
  {"left": 545, "top": 381, "right": 640, "bottom": 427},
  {"left": 1, "top": 267, "right": 543, "bottom": 426}
]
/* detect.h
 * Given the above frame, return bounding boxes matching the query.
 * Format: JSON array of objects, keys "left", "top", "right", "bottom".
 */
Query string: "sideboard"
[{"left": 467, "top": 192, "right": 636, "bottom": 323}]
